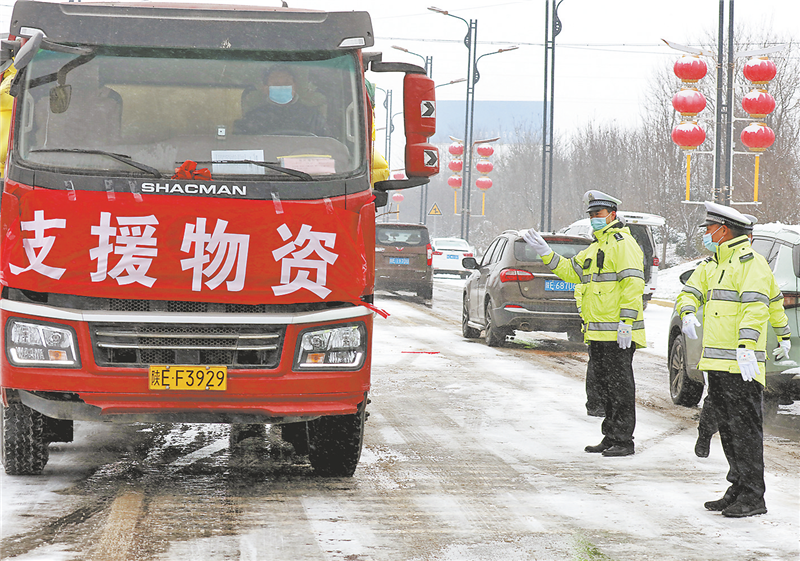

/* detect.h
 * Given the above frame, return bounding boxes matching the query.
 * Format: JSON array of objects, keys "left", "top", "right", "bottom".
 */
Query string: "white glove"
[
  {"left": 736, "top": 348, "right": 759, "bottom": 382},
  {"left": 522, "top": 228, "right": 552, "bottom": 257},
  {"left": 681, "top": 313, "right": 701, "bottom": 340},
  {"left": 617, "top": 321, "right": 632, "bottom": 349},
  {"left": 773, "top": 339, "right": 791, "bottom": 361}
]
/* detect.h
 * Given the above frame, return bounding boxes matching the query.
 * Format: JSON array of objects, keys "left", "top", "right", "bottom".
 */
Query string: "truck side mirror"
[
  {"left": 403, "top": 72, "right": 438, "bottom": 178},
  {"left": 11, "top": 29, "right": 43, "bottom": 71}
]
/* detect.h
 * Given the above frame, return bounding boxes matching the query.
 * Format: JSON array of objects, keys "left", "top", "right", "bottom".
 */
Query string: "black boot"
[
  {"left": 722, "top": 497, "right": 767, "bottom": 518},
  {"left": 584, "top": 440, "right": 611, "bottom": 453},
  {"left": 704, "top": 487, "right": 738, "bottom": 511},
  {"left": 694, "top": 432, "right": 711, "bottom": 458}
]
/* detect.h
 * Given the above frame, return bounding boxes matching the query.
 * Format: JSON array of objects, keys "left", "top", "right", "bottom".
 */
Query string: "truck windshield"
[{"left": 16, "top": 48, "right": 364, "bottom": 179}]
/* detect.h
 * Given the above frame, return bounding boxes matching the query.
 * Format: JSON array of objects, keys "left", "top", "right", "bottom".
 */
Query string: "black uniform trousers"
[
  {"left": 706, "top": 370, "right": 765, "bottom": 502},
  {"left": 588, "top": 341, "right": 636, "bottom": 448},
  {"left": 698, "top": 395, "right": 719, "bottom": 438},
  {"left": 585, "top": 353, "right": 604, "bottom": 414}
]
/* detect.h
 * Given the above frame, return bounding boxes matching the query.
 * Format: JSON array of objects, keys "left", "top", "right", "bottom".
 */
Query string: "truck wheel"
[
  {"left": 280, "top": 422, "right": 309, "bottom": 456},
  {"left": 462, "top": 295, "right": 481, "bottom": 339},
  {"left": 229, "top": 424, "right": 266, "bottom": 446},
  {"left": 2, "top": 403, "right": 50, "bottom": 475},
  {"left": 484, "top": 301, "right": 506, "bottom": 347},
  {"left": 668, "top": 335, "right": 704, "bottom": 406},
  {"left": 308, "top": 402, "right": 366, "bottom": 477}
]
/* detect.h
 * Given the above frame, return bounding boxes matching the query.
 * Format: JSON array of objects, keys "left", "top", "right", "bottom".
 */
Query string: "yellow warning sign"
[{"left": 428, "top": 203, "right": 442, "bottom": 216}]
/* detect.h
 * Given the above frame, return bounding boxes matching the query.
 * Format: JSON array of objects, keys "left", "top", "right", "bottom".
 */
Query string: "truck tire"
[
  {"left": 281, "top": 422, "right": 309, "bottom": 456},
  {"left": 668, "top": 335, "right": 704, "bottom": 406},
  {"left": 229, "top": 423, "right": 266, "bottom": 446},
  {"left": 2, "top": 403, "right": 50, "bottom": 475},
  {"left": 462, "top": 295, "right": 481, "bottom": 339},
  {"left": 308, "top": 402, "right": 366, "bottom": 477}
]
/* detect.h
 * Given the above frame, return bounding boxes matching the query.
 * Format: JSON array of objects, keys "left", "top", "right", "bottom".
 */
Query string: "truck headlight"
[
  {"left": 295, "top": 323, "right": 366, "bottom": 369},
  {"left": 6, "top": 319, "right": 79, "bottom": 367}
]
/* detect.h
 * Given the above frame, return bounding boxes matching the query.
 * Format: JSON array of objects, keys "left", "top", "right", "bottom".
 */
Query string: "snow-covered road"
[{"left": 1, "top": 277, "right": 798, "bottom": 560}]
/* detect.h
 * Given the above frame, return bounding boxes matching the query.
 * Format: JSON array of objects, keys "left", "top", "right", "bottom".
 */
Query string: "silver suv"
[{"left": 667, "top": 224, "right": 800, "bottom": 405}]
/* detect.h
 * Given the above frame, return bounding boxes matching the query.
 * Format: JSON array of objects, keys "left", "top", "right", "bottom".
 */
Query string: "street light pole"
[
  {"left": 429, "top": 7, "right": 517, "bottom": 242},
  {"left": 540, "top": 0, "right": 564, "bottom": 231}
]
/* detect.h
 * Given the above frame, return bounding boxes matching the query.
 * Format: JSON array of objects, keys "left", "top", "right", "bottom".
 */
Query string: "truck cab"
[{"left": 0, "top": 1, "right": 438, "bottom": 476}]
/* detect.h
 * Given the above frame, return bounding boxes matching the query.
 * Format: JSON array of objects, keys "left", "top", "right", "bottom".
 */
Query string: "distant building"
[{"left": 431, "top": 100, "right": 544, "bottom": 144}]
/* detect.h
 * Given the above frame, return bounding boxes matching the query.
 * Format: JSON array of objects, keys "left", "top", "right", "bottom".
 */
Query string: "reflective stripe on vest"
[
  {"left": 703, "top": 347, "right": 767, "bottom": 362},
  {"left": 587, "top": 320, "right": 645, "bottom": 331},
  {"left": 738, "top": 328, "right": 760, "bottom": 342},
  {"left": 617, "top": 268, "right": 645, "bottom": 281}
]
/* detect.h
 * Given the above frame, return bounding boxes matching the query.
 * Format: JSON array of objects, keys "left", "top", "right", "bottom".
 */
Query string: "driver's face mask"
[{"left": 269, "top": 85, "right": 294, "bottom": 105}]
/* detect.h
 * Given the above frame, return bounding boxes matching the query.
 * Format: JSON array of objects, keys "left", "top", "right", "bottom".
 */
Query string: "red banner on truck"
[{"left": 1, "top": 184, "right": 371, "bottom": 305}]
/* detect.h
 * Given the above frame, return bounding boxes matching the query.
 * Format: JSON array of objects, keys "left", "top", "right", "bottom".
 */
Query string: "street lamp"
[
  {"left": 429, "top": 5, "right": 518, "bottom": 242},
  {"left": 391, "top": 45, "right": 432, "bottom": 77},
  {"left": 435, "top": 78, "right": 467, "bottom": 88}
]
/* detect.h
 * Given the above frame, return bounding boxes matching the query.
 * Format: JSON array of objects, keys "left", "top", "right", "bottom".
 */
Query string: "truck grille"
[{"left": 90, "top": 323, "right": 284, "bottom": 369}]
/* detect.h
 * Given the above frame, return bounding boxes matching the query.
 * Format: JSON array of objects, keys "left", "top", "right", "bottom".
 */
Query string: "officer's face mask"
[
  {"left": 590, "top": 217, "right": 608, "bottom": 231},
  {"left": 269, "top": 85, "right": 293, "bottom": 105},
  {"left": 703, "top": 225, "right": 723, "bottom": 253}
]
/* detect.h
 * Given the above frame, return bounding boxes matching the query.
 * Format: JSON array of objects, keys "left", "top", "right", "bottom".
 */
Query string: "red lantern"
[
  {"left": 740, "top": 123, "right": 775, "bottom": 152},
  {"left": 671, "top": 122, "right": 706, "bottom": 150},
  {"left": 673, "top": 56, "right": 707, "bottom": 83},
  {"left": 391, "top": 192, "right": 404, "bottom": 202},
  {"left": 475, "top": 160, "right": 494, "bottom": 174},
  {"left": 448, "top": 143, "right": 464, "bottom": 156},
  {"left": 476, "top": 145, "right": 494, "bottom": 157},
  {"left": 672, "top": 88, "right": 706, "bottom": 117},
  {"left": 743, "top": 57, "right": 777, "bottom": 85},
  {"left": 448, "top": 159, "right": 463, "bottom": 173},
  {"left": 447, "top": 175, "right": 462, "bottom": 189},
  {"left": 741, "top": 89, "right": 776, "bottom": 119},
  {"left": 475, "top": 177, "right": 493, "bottom": 190}
]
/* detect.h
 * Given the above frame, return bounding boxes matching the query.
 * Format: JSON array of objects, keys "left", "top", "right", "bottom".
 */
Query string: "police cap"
[
  {"left": 583, "top": 190, "right": 621, "bottom": 213},
  {"left": 699, "top": 201, "right": 753, "bottom": 229},
  {"left": 742, "top": 214, "right": 758, "bottom": 232}
]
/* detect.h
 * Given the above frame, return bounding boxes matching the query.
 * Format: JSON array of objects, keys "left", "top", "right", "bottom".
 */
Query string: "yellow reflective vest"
[
  {"left": 675, "top": 235, "right": 790, "bottom": 386},
  {"left": 543, "top": 220, "right": 646, "bottom": 347}
]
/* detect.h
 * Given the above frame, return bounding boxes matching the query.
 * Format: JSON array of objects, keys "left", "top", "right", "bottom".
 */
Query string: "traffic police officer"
[
  {"left": 525, "top": 190, "right": 645, "bottom": 456},
  {"left": 693, "top": 214, "right": 792, "bottom": 458},
  {"left": 676, "top": 201, "right": 790, "bottom": 517}
]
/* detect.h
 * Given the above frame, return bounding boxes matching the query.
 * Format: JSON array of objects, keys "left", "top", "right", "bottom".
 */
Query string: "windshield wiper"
[
  {"left": 30, "top": 148, "right": 162, "bottom": 178},
  {"left": 202, "top": 160, "right": 314, "bottom": 181}
]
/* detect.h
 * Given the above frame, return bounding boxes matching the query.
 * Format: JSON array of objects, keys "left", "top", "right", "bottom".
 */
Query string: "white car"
[
  {"left": 558, "top": 211, "right": 665, "bottom": 306},
  {"left": 431, "top": 237, "right": 476, "bottom": 278}
]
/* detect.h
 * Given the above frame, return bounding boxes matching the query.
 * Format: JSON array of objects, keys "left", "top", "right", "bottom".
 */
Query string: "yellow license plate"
[{"left": 149, "top": 366, "right": 227, "bottom": 391}]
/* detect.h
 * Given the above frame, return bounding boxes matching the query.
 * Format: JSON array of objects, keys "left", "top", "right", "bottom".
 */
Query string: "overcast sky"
[{"left": 2, "top": 0, "right": 798, "bottom": 133}]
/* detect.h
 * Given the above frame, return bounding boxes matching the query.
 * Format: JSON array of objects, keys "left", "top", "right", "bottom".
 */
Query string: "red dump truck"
[{"left": 0, "top": 0, "right": 438, "bottom": 476}]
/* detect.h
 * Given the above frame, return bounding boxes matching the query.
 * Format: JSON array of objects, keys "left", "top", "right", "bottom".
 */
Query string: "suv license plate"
[
  {"left": 389, "top": 257, "right": 410, "bottom": 265},
  {"left": 544, "top": 279, "right": 575, "bottom": 291},
  {"left": 446, "top": 254, "right": 459, "bottom": 259},
  {"left": 149, "top": 366, "right": 227, "bottom": 391}
]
